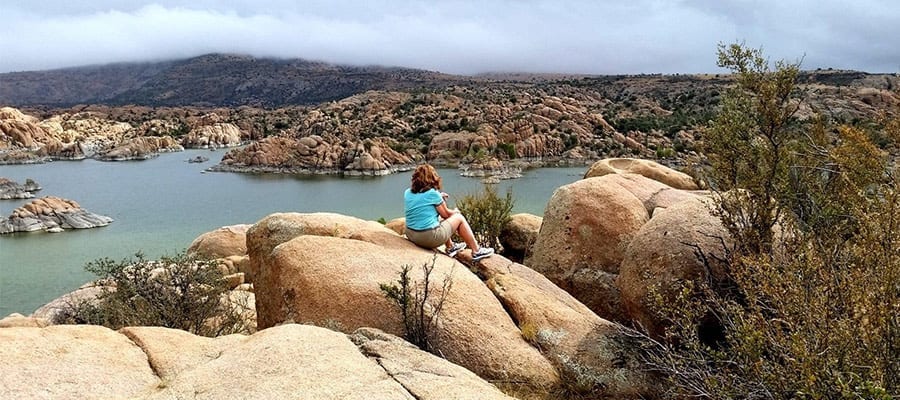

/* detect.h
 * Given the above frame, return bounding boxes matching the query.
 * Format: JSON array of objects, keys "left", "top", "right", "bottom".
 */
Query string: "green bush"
[
  {"left": 379, "top": 256, "right": 452, "bottom": 353},
  {"left": 497, "top": 142, "right": 517, "bottom": 159},
  {"left": 60, "top": 252, "right": 253, "bottom": 337},
  {"left": 642, "top": 43, "right": 899, "bottom": 399},
  {"left": 456, "top": 185, "right": 514, "bottom": 250}
]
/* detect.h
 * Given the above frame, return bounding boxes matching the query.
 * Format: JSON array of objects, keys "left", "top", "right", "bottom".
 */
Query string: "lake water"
[{"left": 0, "top": 149, "right": 586, "bottom": 315}]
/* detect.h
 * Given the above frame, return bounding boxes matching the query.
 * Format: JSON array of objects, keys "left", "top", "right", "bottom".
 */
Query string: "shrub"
[
  {"left": 642, "top": 43, "right": 899, "bottom": 399},
  {"left": 60, "top": 252, "right": 253, "bottom": 337},
  {"left": 456, "top": 185, "right": 515, "bottom": 250},
  {"left": 379, "top": 255, "right": 452, "bottom": 353},
  {"left": 655, "top": 147, "right": 675, "bottom": 159},
  {"left": 497, "top": 142, "right": 517, "bottom": 159}
]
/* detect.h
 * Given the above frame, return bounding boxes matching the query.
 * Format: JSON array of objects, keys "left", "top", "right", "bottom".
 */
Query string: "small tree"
[
  {"left": 379, "top": 256, "right": 453, "bottom": 353},
  {"left": 456, "top": 184, "right": 514, "bottom": 250},
  {"left": 643, "top": 43, "right": 899, "bottom": 399},
  {"left": 701, "top": 42, "right": 803, "bottom": 255}
]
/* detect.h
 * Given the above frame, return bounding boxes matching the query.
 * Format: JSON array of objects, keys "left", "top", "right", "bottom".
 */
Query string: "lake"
[{"left": 0, "top": 150, "right": 586, "bottom": 315}]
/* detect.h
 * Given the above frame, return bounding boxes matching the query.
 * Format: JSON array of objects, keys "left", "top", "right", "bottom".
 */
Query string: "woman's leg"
[{"left": 444, "top": 213, "right": 479, "bottom": 252}]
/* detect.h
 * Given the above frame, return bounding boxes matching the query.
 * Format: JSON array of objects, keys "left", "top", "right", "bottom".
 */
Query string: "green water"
[{"left": 0, "top": 150, "right": 585, "bottom": 315}]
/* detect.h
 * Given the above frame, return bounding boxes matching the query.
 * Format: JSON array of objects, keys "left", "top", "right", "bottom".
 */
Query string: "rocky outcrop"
[
  {"left": 136, "top": 119, "right": 183, "bottom": 136},
  {"left": 617, "top": 197, "right": 730, "bottom": 337},
  {"left": 1, "top": 107, "right": 187, "bottom": 163},
  {"left": 0, "top": 107, "right": 58, "bottom": 163},
  {"left": 97, "top": 136, "right": 183, "bottom": 161},
  {"left": 187, "top": 155, "right": 209, "bottom": 163},
  {"left": 245, "top": 211, "right": 662, "bottom": 397},
  {"left": 40, "top": 112, "right": 134, "bottom": 157},
  {"left": 526, "top": 173, "right": 699, "bottom": 323},
  {"left": 182, "top": 123, "right": 243, "bottom": 149},
  {"left": 584, "top": 158, "right": 699, "bottom": 190},
  {"left": 384, "top": 217, "right": 406, "bottom": 235},
  {"left": 212, "top": 135, "right": 414, "bottom": 175},
  {"left": 500, "top": 213, "right": 542, "bottom": 262},
  {"left": 0, "top": 313, "right": 50, "bottom": 328},
  {"left": 459, "top": 251, "right": 661, "bottom": 398},
  {"left": 428, "top": 131, "right": 499, "bottom": 160},
  {"left": 187, "top": 224, "right": 251, "bottom": 260},
  {"left": 0, "top": 107, "right": 53, "bottom": 150},
  {"left": 0, "top": 196, "right": 113, "bottom": 234},
  {"left": 247, "top": 213, "right": 560, "bottom": 390},
  {"left": 0, "top": 149, "right": 49, "bottom": 164},
  {"left": 0, "top": 178, "right": 40, "bottom": 199},
  {"left": 31, "top": 282, "right": 110, "bottom": 324},
  {"left": 459, "top": 157, "right": 524, "bottom": 180},
  {"left": 0, "top": 322, "right": 515, "bottom": 400},
  {"left": 0, "top": 324, "right": 160, "bottom": 399},
  {"left": 348, "top": 328, "right": 518, "bottom": 400}
]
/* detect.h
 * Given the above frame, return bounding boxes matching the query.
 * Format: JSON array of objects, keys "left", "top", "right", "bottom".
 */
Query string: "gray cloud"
[{"left": 1, "top": 0, "right": 897, "bottom": 74}]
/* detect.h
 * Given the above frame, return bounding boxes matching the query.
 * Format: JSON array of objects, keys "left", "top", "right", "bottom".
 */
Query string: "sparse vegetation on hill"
[
  {"left": 4, "top": 54, "right": 897, "bottom": 170},
  {"left": 0, "top": 54, "right": 457, "bottom": 107}
]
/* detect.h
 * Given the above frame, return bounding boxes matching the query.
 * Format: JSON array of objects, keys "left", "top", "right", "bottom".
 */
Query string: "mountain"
[{"left": 0, "top": 54, "right": 461, "bottom": 107}]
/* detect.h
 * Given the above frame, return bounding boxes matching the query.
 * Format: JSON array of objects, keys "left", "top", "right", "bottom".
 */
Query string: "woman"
[{"left": 404, "top": 164, "right": 494, "bottom": 261}]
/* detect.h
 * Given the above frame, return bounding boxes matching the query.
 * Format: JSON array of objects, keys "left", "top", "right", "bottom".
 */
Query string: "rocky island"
[
  {"left": 0, "top": 178, "right": 41, "bottom": 199},
  {"left": 0, "top": 196, "right": 113, "bottom": 234}
]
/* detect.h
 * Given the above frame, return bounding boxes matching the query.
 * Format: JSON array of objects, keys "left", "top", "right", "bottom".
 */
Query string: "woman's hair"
[{"left": 411, "top": 164, "right": 442, "bottom": 193}]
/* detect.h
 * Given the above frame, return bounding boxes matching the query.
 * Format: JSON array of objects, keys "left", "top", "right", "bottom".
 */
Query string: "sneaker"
[
  {"left": 472, "top": 247, "right": 494, "bottom": 261},
  {"left": 446, "top": 242, "right": 466, "bottom": 258}
]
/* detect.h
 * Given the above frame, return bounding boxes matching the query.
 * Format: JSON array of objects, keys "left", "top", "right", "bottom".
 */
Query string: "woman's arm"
[{"left": 435, "top": 200, "right": 460, "bottom": 219}]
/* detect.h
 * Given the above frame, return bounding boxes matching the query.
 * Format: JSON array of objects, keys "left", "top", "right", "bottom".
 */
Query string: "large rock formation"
[
  {"left": 584, "top": 158, "right": 699, "bottom": 190},
  {"left": 0, "top": 196, "right": 113, "bottom": 234},
  {"left": 31, "top": 282, "right": 110, "bottom": 324},
  {"left": 182, "top": 123, "right": 243, "bottom": 149},
  {"left": 0, "top": 107, "right": 54, "bottom": 150},
  {"left": 187, "top": 224, "right": 251, "bottom": 259},
  {"left": 526, "top": 173, "right": 699, "bottom": 323},
  {"left": 0, "top": 321, "right": 515, "bottom": 400},
  {"left": 384, "top": 217, "right": 406, "bottom": 235},
  {"left": 213, "top": 135, "right": 414, "bottom": 175},
  {"left": 499, "top": 213, "right": 542, "bottom": 262},
  {"left": 0, "top": 178, "right": 40, "bottom": 199},
  {"left": 0, "top": 323, "right": 160, "bottom": 399},
  {"left": 458, "top": 157, "right": 524, "bottom": 181},
  {"left": 0, "top": 107, "right": 187, "bottom": 163},
  {"left": 0, "top": 107, "right": 59, "bottom": 163},
  {"left": 247, "top": 213, "right": 560, "bottom": 390},
  {"left": 460, "top": 251, "right": 661, "bottom": 398},
  {"left": 97, "top": 136, "right": 183, "bottom": 161},
  {"left": 617, "top": 197, "right": 730, "bottom": 337},
  {"left": 40, "top": 112, "right": 134, "bottom": 156},
  {"left": 245, "top": 211, "right": 661, "bottom": 397}
]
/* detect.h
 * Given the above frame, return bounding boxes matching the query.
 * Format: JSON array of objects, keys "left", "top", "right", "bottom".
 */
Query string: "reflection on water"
[{"left": 0, "top": 150, "right": 585, "bottom": 315}]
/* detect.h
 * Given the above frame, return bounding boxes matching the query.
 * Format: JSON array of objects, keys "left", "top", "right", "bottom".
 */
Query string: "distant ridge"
[{"left": 0, "top": 54, "right": 460, "bottom": 107}]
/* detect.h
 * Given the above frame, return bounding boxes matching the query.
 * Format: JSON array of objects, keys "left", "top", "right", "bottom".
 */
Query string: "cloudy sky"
[{"left": 2, "top": 0, "right": 898, "bottom": 75}]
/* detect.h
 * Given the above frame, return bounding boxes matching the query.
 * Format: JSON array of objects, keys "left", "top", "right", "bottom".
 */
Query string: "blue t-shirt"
[{"left": 404, "top": 188, "right": 443, "bottom": 230}]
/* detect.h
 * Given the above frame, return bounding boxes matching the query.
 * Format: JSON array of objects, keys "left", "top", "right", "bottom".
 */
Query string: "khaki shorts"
[{"left": 406, "top": 220, "right": 453, "bottom": 249}]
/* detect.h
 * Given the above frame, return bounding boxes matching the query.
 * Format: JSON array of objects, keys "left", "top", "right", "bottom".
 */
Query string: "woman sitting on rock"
[{"left": 404, "top": 164, "right": 494, "bottom": 261}]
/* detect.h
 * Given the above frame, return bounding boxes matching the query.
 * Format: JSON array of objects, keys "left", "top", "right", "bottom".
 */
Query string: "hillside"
[
  {"left": 1, "top": 57, "right": 897, "bottom": 171},
  {"left": 0, "top": 54, "right": 460, "bottom": 107}
]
